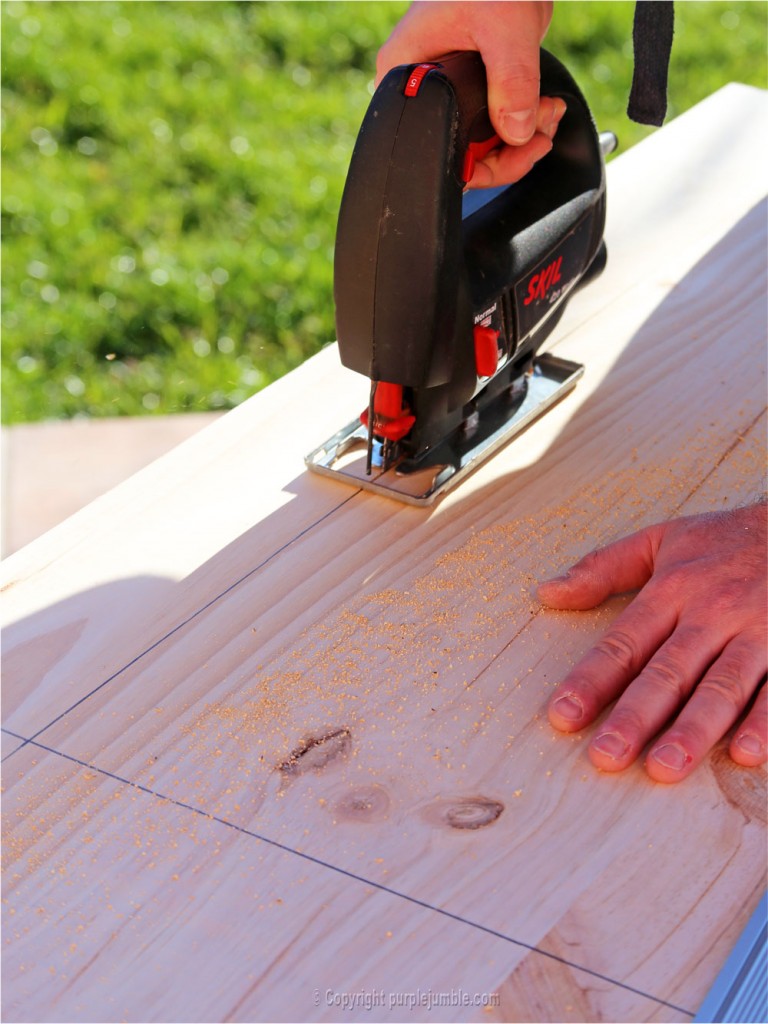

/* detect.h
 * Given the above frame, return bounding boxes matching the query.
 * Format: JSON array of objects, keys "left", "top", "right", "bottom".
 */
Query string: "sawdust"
[
  {"left": 12, "top": 411, "right": 760, "bottom": 855},
  {"left": 180, "top": 460, "right": 720, "bottom": 794},
  {"left": 175, "top": 471, "right": 633, "bottom": 810}
]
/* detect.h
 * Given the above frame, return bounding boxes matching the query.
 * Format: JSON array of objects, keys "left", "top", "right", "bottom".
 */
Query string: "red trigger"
[{"left": 462, "top": 133, "right": 502, "bottom": 184}]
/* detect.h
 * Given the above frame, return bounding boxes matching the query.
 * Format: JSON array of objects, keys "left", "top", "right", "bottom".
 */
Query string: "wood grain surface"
[{"left": 2, "top": 83, "right": 767, "bottom": 1024}]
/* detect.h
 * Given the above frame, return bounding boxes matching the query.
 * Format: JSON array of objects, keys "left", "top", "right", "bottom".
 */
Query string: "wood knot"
[
  {"left": 278, "top": 728, "right": 351, "bottom": 777},
  {"left": 333, "top": 785, "right": 391, "bottom": 823},
  {"left": 710, "top": 745, "right": 767, "bottom": 825},
  {"left": 422, "top": 796, "right": 504, "bottom": 831}
]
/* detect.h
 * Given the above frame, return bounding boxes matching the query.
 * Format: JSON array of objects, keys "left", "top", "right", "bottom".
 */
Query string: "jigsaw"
[{"left": 306, "top": 49, "right": 616, "bottom": 505}]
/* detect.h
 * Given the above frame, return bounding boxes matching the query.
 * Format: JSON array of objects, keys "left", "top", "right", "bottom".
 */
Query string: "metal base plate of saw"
[{"left": 305, "top": 353, "right": 583, "bottom": 506}]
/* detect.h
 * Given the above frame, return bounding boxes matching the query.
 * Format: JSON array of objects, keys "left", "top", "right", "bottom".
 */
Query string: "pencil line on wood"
[
  {"left": 463, "top": 608, "right": 541, "bottom": 691},
  {"left": 673, "top": 407, "right": 767, "bottom": 515},
  {"left": 3, "top": 490, "right": 362, "bottom": 760},
  {"left": 17, "top": 734, "right": 695, "bottom": 1018}
]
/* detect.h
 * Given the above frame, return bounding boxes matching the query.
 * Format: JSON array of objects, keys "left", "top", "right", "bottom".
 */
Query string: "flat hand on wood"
[{"left": 538, "top": 501, "right": 768, "bottom": 783}]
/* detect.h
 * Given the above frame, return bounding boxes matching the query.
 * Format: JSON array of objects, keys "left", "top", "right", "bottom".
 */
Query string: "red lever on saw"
[
  {"left": 401, "top": 53, "right": 501, "bottom": 187},
  {"left": 462, "top": 134, "right": 502, "bottom": 185},
  {"left": 360, "top": 382, "right": 415, "bottom": 442}
]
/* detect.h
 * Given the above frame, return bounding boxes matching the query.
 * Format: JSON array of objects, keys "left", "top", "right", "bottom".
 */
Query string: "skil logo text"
[{"left": 524, "top": 256, "right": 563, "bottom": 306}]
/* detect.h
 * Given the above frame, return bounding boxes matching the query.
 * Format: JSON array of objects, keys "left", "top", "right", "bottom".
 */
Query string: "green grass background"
[{"left": 2, "top": 0, "right": 766, "bottom": 423}]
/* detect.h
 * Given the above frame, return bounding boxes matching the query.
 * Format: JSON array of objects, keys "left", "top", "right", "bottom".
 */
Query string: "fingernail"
[
  {"left": 502, "top": 108, "right": 536, "bottom": 144},
  {"left": 735, "top": 733, "right": 764, "bottom": 757},
  {"left": 651, "top": 743, "right": 692, "bottom": 772},
  {"left": 543, "top": 572, "right": 571, "bottom": 585},
  {"left": 551, "top": 694, "right": 584, "bottom": 722},
  {"left": 543, "top": 119, "right": 558, "bottom": 140},
  {"left": 544, "top": 104, "right": 565, "bottom": 139},
  {"left": 592, "top": 731, "right": 629, "bottom": 761}
]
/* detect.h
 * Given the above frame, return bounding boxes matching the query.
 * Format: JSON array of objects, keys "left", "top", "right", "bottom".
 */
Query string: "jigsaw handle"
[
  {"left": 334, "top": 52, "right": 497, "bottom": 387},
  {"left": 422, "top": 51, "right": 500, "bottom": 183},
  {"left": 334, "top": 48, "right": 606, "bottom": 396}
]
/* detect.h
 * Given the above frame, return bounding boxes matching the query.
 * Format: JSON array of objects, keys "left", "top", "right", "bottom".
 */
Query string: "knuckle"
[
  {"left": 494, "top": 62, "right": 542, "bottom": 94},
  {"left": 657, "top": 564, "right": 693, "bottom": 594},
  {"left": 706, "top": 579, "right": 748, "bottom": 615},
  {"left": 576, "top": 548, "right": 603, "bottom": 575},
  {"left": 604, "top": 706, "right": 648, "bottom": 740},
  {"left": 502, "top": 67, "right": 541, "bottom": 87},
  {"left": 641, "top": 657, "right": 687, "bottom": 698},
  {"left": 593, "top": 629, "right": 643, "bottom": 671},
  {"left": 697, "top": 673, "right": 749, "bottom": 713},
  {"left": 725, "top": 641, "right": 763, "bottom": 679}
]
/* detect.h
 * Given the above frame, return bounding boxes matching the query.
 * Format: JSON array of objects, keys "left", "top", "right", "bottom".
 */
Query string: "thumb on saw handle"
[{"left": 434, "top": 50, "right": 565, "bottom": 188}]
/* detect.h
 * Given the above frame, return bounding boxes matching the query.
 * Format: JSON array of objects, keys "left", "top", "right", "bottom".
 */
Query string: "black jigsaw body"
[{"left": 306, "top": 49, "right": 613, "bottom": 505}]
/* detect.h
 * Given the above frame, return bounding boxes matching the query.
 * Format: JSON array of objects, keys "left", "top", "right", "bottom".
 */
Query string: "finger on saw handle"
[
  {"left": 375, "top": 0, "right": 478, "bottom": 84},
  {"left": 469, "top": 97, "right": 566, "bottom": 189},
  {"left": 477, "top": 1, "right": 553, "bottom": 144},
  {"left": 644, "top": 641, "right": 768, "bottom": 782},
  {"left": 584, "top": 624, "right": 729, "bottom": 773},
  {"left": 376, "top": 1, "right": 553, "bottom": 144},
  {"left": 730, "top": 679, "right": 768, "bottom": 768}
]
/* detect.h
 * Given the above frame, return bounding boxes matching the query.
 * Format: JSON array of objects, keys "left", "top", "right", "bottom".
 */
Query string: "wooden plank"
[
  {"left": 2, "top": 742, "right": 712, "bottom": 1024},
  {"left": 2, "top": 84, "right": 767, "bottom": 1023},
  {"left": 1, "top": 746, "right": 529, "bottom": 1024},
  {"left": 0, "top": 359, "right": 369, "bottom": 737}
]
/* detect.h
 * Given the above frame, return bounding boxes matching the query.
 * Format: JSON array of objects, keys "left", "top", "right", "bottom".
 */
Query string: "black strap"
[{"left": 628, "top": 1, "right": 675, "bottom": 126}]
